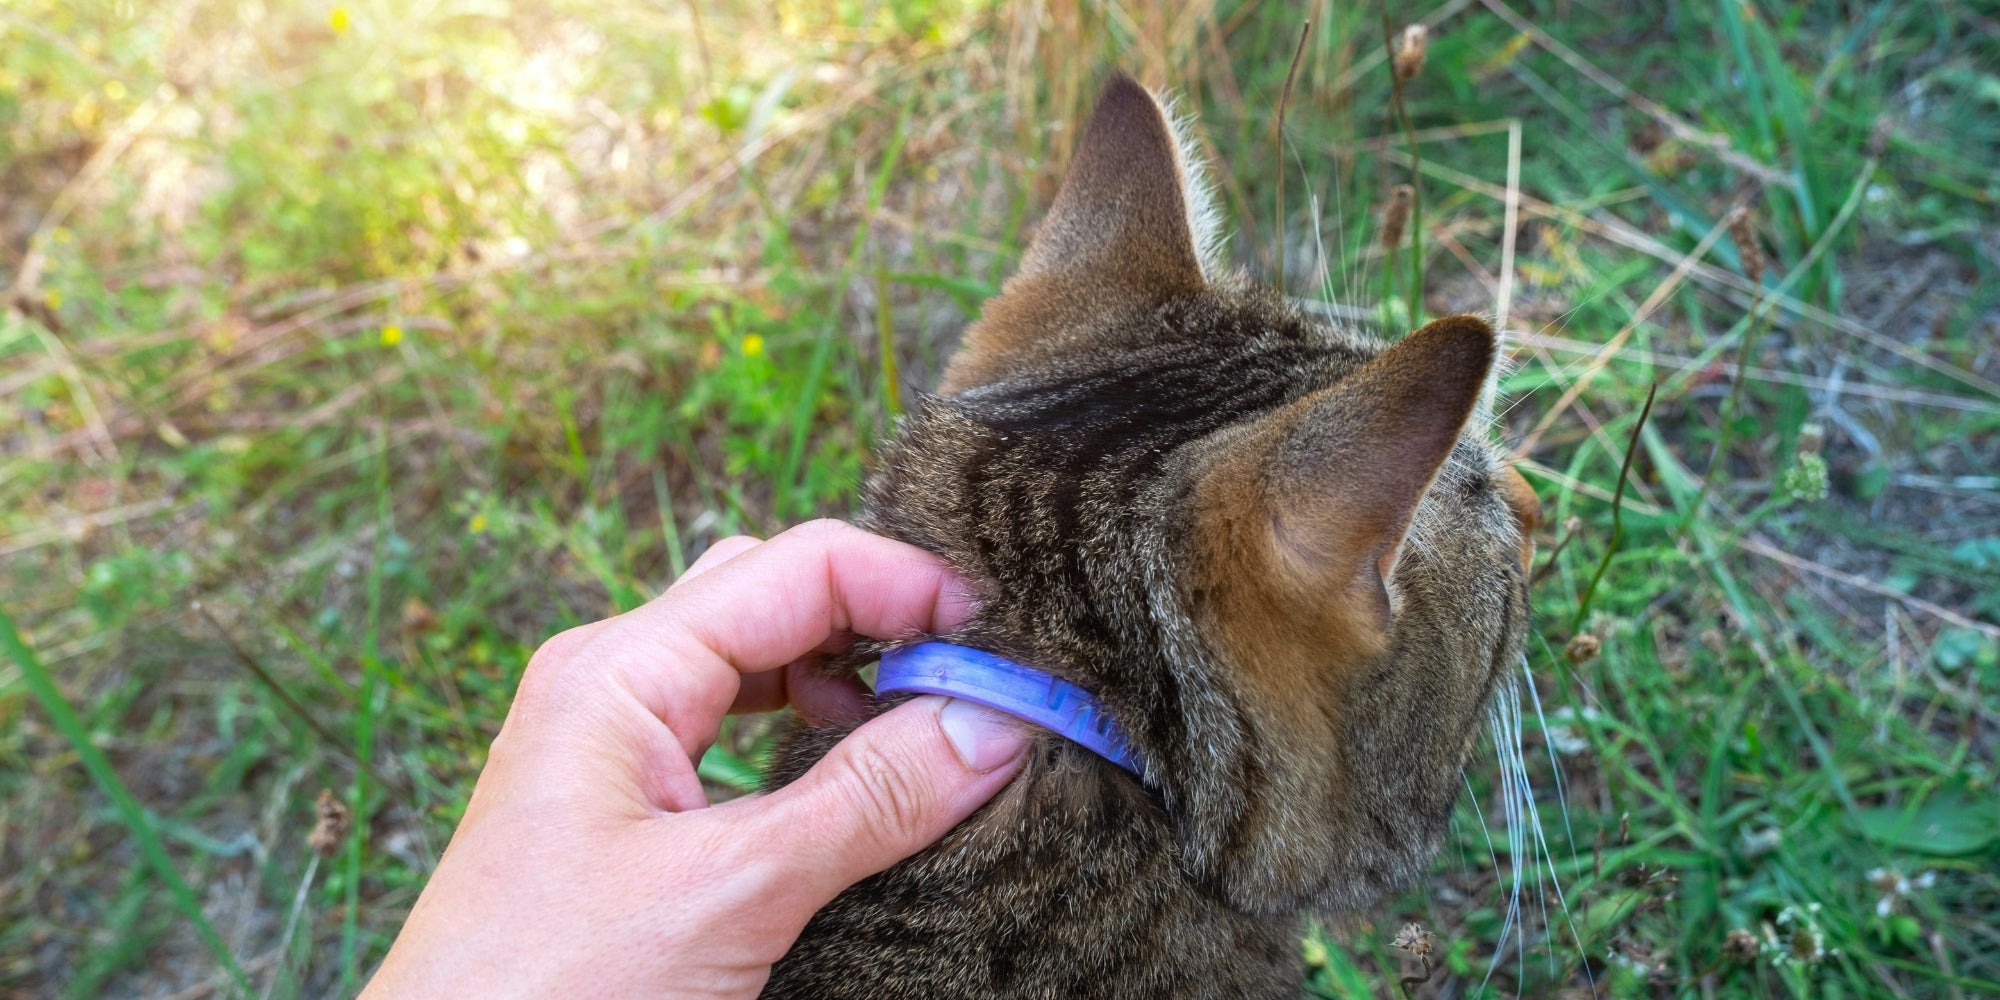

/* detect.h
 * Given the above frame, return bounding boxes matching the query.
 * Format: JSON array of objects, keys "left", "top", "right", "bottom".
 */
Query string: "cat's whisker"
[
  {"left": 1494, "top": 283, "right": 1630, "bottom": 428},
  {"left": 1479, "top": 680, "right": 1526, "bottom": 993},
  {"left": 1492, "top": 656, "right": 1601, "bottom": 998},
  {"left": 1306, "top": 190, "right": 1334, "bottom": 310},
  {"left": 1504, "top": 686, "right": 1530, "bottom": 981},
  {"left": 1502, "top": 685, "right": 1536, "bottom": 987},
  {"left": 1499, "top": 304, "right": 1604, "bottom": 416},
  {"left": 1461, "top": 769, "right": 1503, "bottom": 909},
  {"left": 1521, "top": 652, "right": 1580, "bottom": 868}
]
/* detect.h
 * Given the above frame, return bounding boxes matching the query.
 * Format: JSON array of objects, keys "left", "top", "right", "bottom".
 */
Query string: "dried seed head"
[
  {"left": 1868, "top": 867, "right": 1906, "bottom": 894},
  {"left": 309, "top": 788, "right": 353, "bottom": 859},
  {"left": 1393, "top": 24, "right": 1430, "bottom": 82},
  {"left": 1729, "top": 206, "right": 1766, "bottom": 286},
  {"left": 1392, "top": 922, "right": 1436, "bottom": 958},
  {"left": 1565, "top": 632, "right": 1601, "bottom": 665},
  {"left": 1868, "top": 116, "right": 1893, "bottom": 159},
  {"left": 1796, "top": 421, "right": 1825, "bottom": 456},
  {"left": 1631, "top": 119, "right": 1666, "bottom": 154},
  {"left": 1724, "top": 929, "right": 1759, "bottom": 963},
  {"left": 1380, "top": 184, "right": 1415, "bottom": 249},
  {"left": 1787, "top": 924, "right": 1826, "bottom": 964},
  {"left": 1618, "top": 863, "right": 1679, "bottom": 893},
  {"left": 1866, "top": 866, "right": 1937, "bottom": 916},
  {"left": 400, "top": 596, "right": 438, "bottom": 634}
]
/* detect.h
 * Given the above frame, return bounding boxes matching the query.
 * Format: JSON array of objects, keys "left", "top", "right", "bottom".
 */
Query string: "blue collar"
[{"left": 876, "top": 642, "right": 1145, "bottom": 778}]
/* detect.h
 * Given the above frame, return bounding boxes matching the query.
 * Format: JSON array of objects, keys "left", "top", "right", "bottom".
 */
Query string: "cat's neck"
[{"left": 763, "top": 731, "right": 1300, "bottom": 998}]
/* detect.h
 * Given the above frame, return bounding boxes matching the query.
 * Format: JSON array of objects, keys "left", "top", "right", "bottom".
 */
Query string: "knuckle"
[
  {"left": 829, "top": 740, "right": 932, "bottom": 847},
  {"left": 790, "top": 518, "right": 854, "bottom": 543},
  {"left": 517, "top": 625, "right": 596, "bottom": 707},
  {"left": 526, "top": 624, "right": 592, "bottom": 673},
  {"left": 538, "top": 624, "right": 596, "bottom": 660}
]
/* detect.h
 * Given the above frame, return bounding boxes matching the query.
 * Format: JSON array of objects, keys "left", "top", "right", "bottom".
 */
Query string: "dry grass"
[{"left": 3, "top": 2, "right": 1997, "bottom": 997}]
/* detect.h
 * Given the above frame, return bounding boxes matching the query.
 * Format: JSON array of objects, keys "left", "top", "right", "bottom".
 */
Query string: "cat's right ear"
[
  {"left": 1198, "top": 316, "right": 1497, "bottom": 662},
  {"left": 939, "top": 72, "right": 1209, "bottom": 392}
]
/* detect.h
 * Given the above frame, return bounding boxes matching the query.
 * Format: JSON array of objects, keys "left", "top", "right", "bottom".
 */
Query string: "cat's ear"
[
  {"left": 1014, "top": 72, "right": 1208, "bottom": 290},
  {"left": 940, "top": 72, "right": 1210, "bottom": 392},
  {"left": 1200, "top": 316, "right": 1497, "bottom": 658}
]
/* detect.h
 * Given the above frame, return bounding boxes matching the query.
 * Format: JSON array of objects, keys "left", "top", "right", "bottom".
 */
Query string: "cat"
[{"left": 760, "top": 71, "right": 1541, "bottom": 998}]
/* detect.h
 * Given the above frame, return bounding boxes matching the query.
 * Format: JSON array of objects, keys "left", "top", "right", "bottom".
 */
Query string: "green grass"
[{"left": 4, "top": 1, "right": 1997, "bottom": 996}]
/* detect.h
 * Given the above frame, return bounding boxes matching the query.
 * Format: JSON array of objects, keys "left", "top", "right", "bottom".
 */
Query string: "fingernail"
[{"left": 937, "top": 697, "right": 1027, "bottom": 772}]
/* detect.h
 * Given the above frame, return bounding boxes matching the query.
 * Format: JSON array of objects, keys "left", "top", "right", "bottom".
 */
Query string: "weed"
[{"left": 3, "top": 2, "right": 1996, "bottom": 996}]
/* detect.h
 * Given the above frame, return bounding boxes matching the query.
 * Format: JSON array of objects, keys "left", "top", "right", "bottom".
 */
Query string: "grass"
[{"left": 4, "top": 1, "right": 1998, "bottom": 996}]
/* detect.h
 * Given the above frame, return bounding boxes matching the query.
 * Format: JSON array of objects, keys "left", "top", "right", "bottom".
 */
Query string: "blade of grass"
[
  {"left": 781, "top": 93, "right": 915, "bottom": 518},
  {"left": 1517, "top": 203, "right": 1739, "bottom": 456},
  {"left": 194, "top": 601, "right": 410, "bottom": 802},
  {"left": 697, "top": 743, "right": 764, "bottom": 792},
  {"left": 1739, "top": 0, "right": 1837, "bottom": 304},
  {"left": 873, "top": 258, "right": 903, "bottom": 422},
  {"left": 1496, "top": 118, "right": 1521, "bottom": 330},
  {"left": 1501, "top": 59, "right": 1729, "bottom": 262},
  {"left": 653, "top": 465, "right": 687, "bottom": 578},
  {"left": 1273, "top": 19, "right": 1311, "bottom": 295},
  {"left": 1478, "top": 0, "right": 1788, "bottom": 184},
  {"left": 1571, "top": 381, "right": 1656, "bottom": 631},
  {"left": 340, "top": 423, "right": 392, "bottom": 992},
  {"left": 0, "top": 606, "right": 252, "bottom": 996},
  {"left": 1379, "top": 3, "right": 1423, "bottom": 323},
  {"left": 1388, "top": 149, "right": 2000, "bottom": 400},
  {"left": 59, "top": 864, "right": 156, "bottom": 1000}
]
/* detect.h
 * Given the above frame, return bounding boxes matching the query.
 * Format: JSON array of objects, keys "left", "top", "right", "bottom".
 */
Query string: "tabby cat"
[{"left": 762, "top": 72, "right": 1542, "bottom": 998}]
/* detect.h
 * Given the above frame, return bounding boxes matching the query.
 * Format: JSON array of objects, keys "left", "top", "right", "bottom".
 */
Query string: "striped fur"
[{"left": 762, "top": 73, "right": 1536, "bottom": 999}]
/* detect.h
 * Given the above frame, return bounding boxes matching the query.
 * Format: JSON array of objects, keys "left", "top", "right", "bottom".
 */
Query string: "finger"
[
  {"left": 728, "top": 629, "right": 864, "bottom": 715},
  {"left": 728, "top": 659, "right": 797, "bottom": 717},
  {"left": 728, "top": 660, "right": 868, "bottom": 723},
  {"left": 508, "top": 533, "right": 759, "bottom": 742},
  {"left": 661, "top": 520, "right": 977, "bottom": 666},
  {"left": 783, "top": 659, "right": 870, "bottom": 724},
  {"left": 670, "top": 535, "right": 764, "bottom": 590},
  {"left": 709, "top": 696, "right": 1028, "bottom": 923},
  {"left": 572, "top": 520, "right": 978, "bottom": 757}
]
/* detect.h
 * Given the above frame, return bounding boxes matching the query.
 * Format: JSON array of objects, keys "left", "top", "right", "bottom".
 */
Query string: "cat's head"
[{"left": 864, "top": 73, "right": 1540, "bottom": 914}]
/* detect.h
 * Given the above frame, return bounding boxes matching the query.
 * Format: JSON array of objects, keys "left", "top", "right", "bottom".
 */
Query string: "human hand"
[{"left": 360, "top": 520, "right": 1030, "bottom": 999}]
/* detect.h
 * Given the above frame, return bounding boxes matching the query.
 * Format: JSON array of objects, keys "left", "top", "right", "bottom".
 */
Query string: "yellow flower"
[
  {"left": 468, "top": 513, "right": 489, "bottom": 535},
  {"left": 741, "top": 334, "right": 765, "bottom": 358},
  {"left": 329, "top": 5, "right": 351, "bottom": 34},
  {"left": 104, "top": 80, "right": 127, "bottom": 102},
  {"left": 42, "top": 289, "right": 61, "bottom": 311},
  {"left": 379, "top": 324, "right": 403, "bottom": 346}
]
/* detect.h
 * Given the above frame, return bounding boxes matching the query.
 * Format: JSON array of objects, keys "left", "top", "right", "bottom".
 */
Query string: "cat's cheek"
[{"left": 1497, "top": 465, "right": 1542, "bottom": 570}]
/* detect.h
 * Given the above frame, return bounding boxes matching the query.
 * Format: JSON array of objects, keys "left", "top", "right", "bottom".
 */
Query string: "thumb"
[{"left": 744, "top": 695, "right": 1029, "bottom": 917}]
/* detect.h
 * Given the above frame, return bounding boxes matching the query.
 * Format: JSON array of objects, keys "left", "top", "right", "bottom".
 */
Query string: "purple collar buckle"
[{"left": 875, "top": 642, "right": 1145, "bottom": 778}]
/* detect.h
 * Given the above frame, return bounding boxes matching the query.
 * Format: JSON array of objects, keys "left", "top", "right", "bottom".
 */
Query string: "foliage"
[{"left": 3, "top": 1, "right": 1996, "bottom": 996}]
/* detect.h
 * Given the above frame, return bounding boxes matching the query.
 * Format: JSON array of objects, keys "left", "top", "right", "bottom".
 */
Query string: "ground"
[{"left": 2, "top": 2, "right": 1997, "bottom": 998}]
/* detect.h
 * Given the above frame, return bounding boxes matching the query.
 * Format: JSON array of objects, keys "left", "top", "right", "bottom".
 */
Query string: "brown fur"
[
  {"left": 760, "top": 72, "right": 1536, "bottom": 998},
  {"left": 940, "top": 75, "right": 1205, "bottom": 393}
]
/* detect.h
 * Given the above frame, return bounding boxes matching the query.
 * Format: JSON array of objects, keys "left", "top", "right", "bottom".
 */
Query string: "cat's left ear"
[
  {"left": 940, "top": 72, "right": 1213, "bottom": 392},
  {"left": 1196, "top": 316, "right": 1497, "bottom": 662}
]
